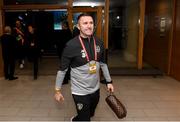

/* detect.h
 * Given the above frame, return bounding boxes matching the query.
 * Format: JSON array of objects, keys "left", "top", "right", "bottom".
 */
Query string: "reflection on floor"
[
  {"left": 1, "top": 75, "right": 180, "bottom": 121},
  {"left": 108, "top": 50, "right": 137, "bottom": 68},
  {"left": 108, "top": 49, "right": 152, "bottom": 68},
  {"left": 15, "top": 57, "right": 60, "bottom": 76}
]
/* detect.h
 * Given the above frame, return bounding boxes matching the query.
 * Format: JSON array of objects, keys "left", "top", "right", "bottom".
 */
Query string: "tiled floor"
[{"left": 1, "top": 75, "right": 180, "bottom": 121}]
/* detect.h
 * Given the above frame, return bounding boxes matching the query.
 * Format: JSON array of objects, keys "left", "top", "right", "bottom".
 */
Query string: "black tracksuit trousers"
[{"left": 72, "top": 89, "right": 100, "bottom": 121}]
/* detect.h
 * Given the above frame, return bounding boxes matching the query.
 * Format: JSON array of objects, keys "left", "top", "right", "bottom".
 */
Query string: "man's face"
[
  {"left": 28, "top": 26, "right": 34, "bottom": 33},
  {"left": 16, "top": 21, "right": 21, "bottom": 28},
  {"left": 77, "top": 16, "right": 94, "bottom": 38}
]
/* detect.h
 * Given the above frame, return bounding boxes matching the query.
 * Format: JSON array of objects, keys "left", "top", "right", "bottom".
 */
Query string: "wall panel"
[
  {"left": 143, "top": 0, "right": 172, "bottom": 73},
  {"left": 170, "top": 0, "right": 180, "bottom": 80}
]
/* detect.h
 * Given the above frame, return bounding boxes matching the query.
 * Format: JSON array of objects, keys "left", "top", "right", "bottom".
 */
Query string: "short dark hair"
[
  {"left": 77, "top": 13, "right": 93, "bottom": 22},
  {"left": 62, "top": 21, "right": 69, "bottom": 28}
]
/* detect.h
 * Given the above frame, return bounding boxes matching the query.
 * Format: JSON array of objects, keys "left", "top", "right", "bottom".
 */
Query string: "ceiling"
[
  {"left": 4, "top": 0, "right": 138, "bottom": 7},
  {"left": 4, "top": 0, "right": 126, "bottom": 6}
]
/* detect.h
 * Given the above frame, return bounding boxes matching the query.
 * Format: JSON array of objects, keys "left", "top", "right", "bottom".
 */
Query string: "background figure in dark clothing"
[
  {"left": 0, "top": 26, "right": 18, "bottom": 80},
  {"left": 72, "top": 24, "right": 80, "bottom": 38},
  {"left": 56, "top": 21, "right": 72, "bottom": 58},
  {"left": 13, "top": 20, "right": 26, "bottom": 69},
  {"left": 26, "top": 25, "right": 39, "bottom": 79},
  {"left": 56, "top": 21, "right": 72, "bottom": 84}
]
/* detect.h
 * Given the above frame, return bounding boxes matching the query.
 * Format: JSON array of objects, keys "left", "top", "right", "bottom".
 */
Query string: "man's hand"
[
  {"left": 54, "top": 91, "right": 64, "bottom": 102},
  {"left": 107, "top": 83, "right": 114, "bottom": 93}
]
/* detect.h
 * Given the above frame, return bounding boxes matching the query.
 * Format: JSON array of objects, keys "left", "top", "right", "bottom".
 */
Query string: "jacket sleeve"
[
  {"left": 55, "top": 43, "right": 72, "bottom": 89},
  {"left": 99, "top": 41, "right": 112, "bottom": 84}
]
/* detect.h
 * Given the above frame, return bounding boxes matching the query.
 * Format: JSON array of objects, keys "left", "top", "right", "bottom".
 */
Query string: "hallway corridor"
[
  {"left": 0, "top": 0, "right": 180, "bottom": 121},
  {"left": 1, "top": 75, "right": 180, "bottom": 121}
]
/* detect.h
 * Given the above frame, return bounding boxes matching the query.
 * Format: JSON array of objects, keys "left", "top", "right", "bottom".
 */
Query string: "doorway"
[{"left": 108, "top": 0, "right": 139, "bottom": 68}]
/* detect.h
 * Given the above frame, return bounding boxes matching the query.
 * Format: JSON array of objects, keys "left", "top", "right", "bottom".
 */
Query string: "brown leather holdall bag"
[{"left": 105, "top": 93, "right": 127, "bottom": 119}]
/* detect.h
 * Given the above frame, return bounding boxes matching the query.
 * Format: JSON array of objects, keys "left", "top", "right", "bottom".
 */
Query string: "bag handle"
[
  {"left": 107, "top": 91, "right": 114, "bottom": 96},
  {"left": 102, "top": 83, "right": 114, "bottom": 96}
]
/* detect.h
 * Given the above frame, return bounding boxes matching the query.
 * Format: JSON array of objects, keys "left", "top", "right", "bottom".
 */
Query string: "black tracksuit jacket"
[{"left": 55, "top": 35, "right": 112, "bottom": 95}]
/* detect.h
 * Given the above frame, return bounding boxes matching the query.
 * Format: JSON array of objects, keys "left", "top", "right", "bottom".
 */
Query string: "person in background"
[
  {"left": 56, "top": 21, "right": 72, "bottom": 84},
  {"left": 56, "top": 21, "right": 72, "bottom": 59},
  {"left": 13, "top": 20, "right": 26, "bottom": 69},
  {"left": 54, "top": 13, "right": 114, "bottom": 121},
  {"left": 26, "top": 25, "right": 39, "bottom": 79},
  {"left": 0, "top": 26, "right": 18, "bottom": 80},
  {"left": 72, "top": 24, "right": 80, "bottom": 38}
]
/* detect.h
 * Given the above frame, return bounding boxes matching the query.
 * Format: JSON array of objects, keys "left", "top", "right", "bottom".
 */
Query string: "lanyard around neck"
[{"left": 79, "top": 35, "right": 97, "bottom": 62}]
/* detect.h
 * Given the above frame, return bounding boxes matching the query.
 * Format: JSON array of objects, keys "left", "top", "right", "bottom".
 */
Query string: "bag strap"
[{"left": 107, "top": 91, "right": 114, "bottom": 96}]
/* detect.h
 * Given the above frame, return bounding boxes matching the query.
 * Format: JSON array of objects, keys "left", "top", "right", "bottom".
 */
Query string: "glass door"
[{"left": 108, "top": 0, "right": 140, "bottom": 68}]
